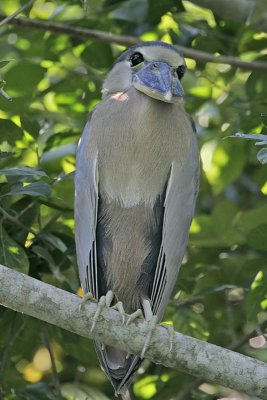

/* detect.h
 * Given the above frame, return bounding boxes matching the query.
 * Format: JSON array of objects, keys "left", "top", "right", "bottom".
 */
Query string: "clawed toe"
[
  {"left": 125, "top": 299, "right": 158, "bottom": 359},
  {"left": 140, "top": 315, "right": 158, "bottom": 359},
  {"left": 126, "top": 309, "right": 144, "bottom": 326},
  {"left": 90, "top": 290, "right": 114, "bottom": 333},
  {"left": 161, "top": 323, "right": 175, "bottom": 352},
  {"left": 112, "top": 301, "right": 126, "bottom": 325},
  {"left": 79, "top": 292, "right": 95, "bottom": 312}
]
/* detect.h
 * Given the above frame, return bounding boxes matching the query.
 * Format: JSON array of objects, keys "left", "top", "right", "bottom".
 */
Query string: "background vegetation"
[{"left": 0, "top": 0, "right": 266, "bottom": 399}]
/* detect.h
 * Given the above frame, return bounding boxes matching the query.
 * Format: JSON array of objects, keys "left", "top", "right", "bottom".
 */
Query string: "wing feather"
[
  {"left": 75, "top": 114, "right": 99, "bottom": 299},
  {"left": 150, "top": 136, "right": 199, "bottom": 321}
]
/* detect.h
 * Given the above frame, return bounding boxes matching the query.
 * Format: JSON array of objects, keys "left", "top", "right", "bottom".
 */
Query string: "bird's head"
[{"left": 102, "top": 41, "right": 186, "bottom": 104}]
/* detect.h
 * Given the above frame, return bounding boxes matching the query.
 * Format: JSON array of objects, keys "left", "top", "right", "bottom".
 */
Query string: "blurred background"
[{"left": 0, "top": 0, "right": 266, "bottom": 399}]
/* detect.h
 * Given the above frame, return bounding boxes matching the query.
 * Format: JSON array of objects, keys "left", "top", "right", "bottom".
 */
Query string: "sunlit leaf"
[
  {"left": 0, "top": 60, "right": 12, "bottom": 69},
  {"left": 20, "top": 116, "right": 40, "bottom": 139},
  {"left": 61, "top": 383, "right": 110, "bottom": 400},
  {"left": 0, "top": 119, "right": 24, "bottom": 144},
  {"left": 0, "top": 224, "right": 29, "bottom": 273},
  {"left": 0, "top": 167, "right": 47, "bottom": 177},
  {"left": 4, "top": 60, "right": 46, "bottom": 93},
  {"left": 8, "top": 182, "right": 51, "bottom": 197}
]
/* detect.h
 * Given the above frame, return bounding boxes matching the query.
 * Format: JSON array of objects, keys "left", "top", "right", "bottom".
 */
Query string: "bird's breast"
[{"left": 89, "top": 88, "right": 192, "bottom": 207}]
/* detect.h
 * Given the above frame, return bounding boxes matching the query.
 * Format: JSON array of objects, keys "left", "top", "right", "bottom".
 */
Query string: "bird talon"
[
  {"left": 90, "top": 294, "right": 111, "bottom": 333},
  {"left": 112, "top": 301, "right": 126, "bottom": 325},
  {"left": 141, "top": 315, "right": 158, "bottom": 359},
  {"left": 161, "top": 323, "right": 175, "bottom": 352},
  {"left": 126, "top": 309, "right": 144, "bottom": 326},
  {"left": 79, "top": 292, "right": 94, "bottom": 312}
]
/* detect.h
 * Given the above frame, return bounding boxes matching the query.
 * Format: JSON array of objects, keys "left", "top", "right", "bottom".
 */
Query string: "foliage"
[
  {"left": 230, "top": 128, "right": 267, "bottom": 164},
  {"left": 0, "top": 0, "right": 266, "bottom": 399}
]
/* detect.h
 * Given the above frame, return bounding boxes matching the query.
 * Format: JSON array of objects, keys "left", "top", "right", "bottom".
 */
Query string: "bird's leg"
[
  {"left": 140, "top": 299, "right": 158, "bottom": 358},
  {"left": 112, "top": 301, "right": 126, "bottom": 325},
  {"left": 79, "top": 291, "right": 95, "bottom": 312},
  {"left": 161, "top": 323, "right": 175, "bottom": 352},
  {"left": 126, "top": 299, "right": 158, "bottom": 359},
  {"left": 90, "top": 291, "right": 126, "bottom": 333},
  {"left": 90, "top": 290, "right": 114, "bottom": 333},
  {"left": 125, "top": 308, "right": 144, "bottom": 325}
]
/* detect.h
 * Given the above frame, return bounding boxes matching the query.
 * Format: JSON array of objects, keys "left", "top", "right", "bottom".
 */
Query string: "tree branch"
[
  {"left": 0, "top": 264, "right": 266, "bottom": 399},
  {"left": 0, "top": 0, "right": 35, "bottom": 27},
  {"left": 0, "top": 15, "right": 267, "bottom": 71}
]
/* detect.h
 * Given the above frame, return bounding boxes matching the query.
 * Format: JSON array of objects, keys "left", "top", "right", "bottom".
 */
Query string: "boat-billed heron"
[{"left": 75, "top": 41, "right": 199, "bottom": 397}]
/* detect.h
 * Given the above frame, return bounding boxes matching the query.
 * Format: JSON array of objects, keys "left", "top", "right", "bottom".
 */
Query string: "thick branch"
[
  {"left": 0, "top": 265, "right": 267, "bottom": 398},
  {"left": 0, "top": 15, "right": 267, "bottom": 71}
]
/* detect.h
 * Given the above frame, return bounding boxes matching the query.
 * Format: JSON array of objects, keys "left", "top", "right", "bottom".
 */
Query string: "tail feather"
[
  {"left": 95, "top": 342, "right": 142, "bottom": 396},
  {"left": 121, "top": 390, "right": 132, "bottom": 400}
]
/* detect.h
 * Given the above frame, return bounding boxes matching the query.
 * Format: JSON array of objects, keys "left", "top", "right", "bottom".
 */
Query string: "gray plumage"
[{"left": 75, "top": 41, "right": 199, "bottom": 396}]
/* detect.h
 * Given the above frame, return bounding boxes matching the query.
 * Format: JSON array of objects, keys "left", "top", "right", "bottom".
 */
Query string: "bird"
[{"left": 74, "top": 41, "right": 199, "bottom": 398}]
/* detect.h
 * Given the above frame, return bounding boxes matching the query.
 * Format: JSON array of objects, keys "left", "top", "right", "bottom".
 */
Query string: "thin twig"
[
  {"left": 229, "top": 319, "right": 267, "bottom": 351},
  {"left": 0, "top": 312, "right": 26, "bottom": 380},
  {"left": 0, "top": 0, "right": 35, "bottom": 27},
  {"left": 0, "top": 15, "right": 267, "bottom": 71},
  {"left": 0, "top": 205, "right": 38, "bottom": 236},
  {"left": 41, "top": 323, "right": 63, "bottom": 400},
  {"left": 0, "top": 88, "right": 12, "bottom": 101}
]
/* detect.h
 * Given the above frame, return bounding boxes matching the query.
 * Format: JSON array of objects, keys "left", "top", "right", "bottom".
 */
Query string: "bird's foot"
[
  {"left": 141, "top": 314, "right": 158, "bottom": 359},
  {"left": 89, "top": 290, "right": 126, "bottom": 333},
  {"left": 161, "top": 323, "right": 175, "bottom": 352},
  {"left": 112, "top": 300, "right": 126, "bottom": 325},
  {"left": 125, "top": 309, "right": 144, "bottom": 325},
  {"left": 90, "top": 290, "right": 114, "bottom": 333},
  {"left": 126, "top": 299, "right": 158, "bottom": 359},
  {"left": 79, "top": 291, "right": 95, "bottom": 312}
]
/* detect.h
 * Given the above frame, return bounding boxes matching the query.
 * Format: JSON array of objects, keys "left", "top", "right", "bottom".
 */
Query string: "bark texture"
[{"left": 0, "top": 264, "right": 267, "bottom": 398}]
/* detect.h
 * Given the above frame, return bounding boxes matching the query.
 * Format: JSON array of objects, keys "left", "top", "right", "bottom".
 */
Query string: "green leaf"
[
  {"left": 246, "top": 270, "right": 267, "bottom": 321},
  {"left": 262, "top": 113, "right": 267, "bottom": 127},
  {"left": 8, "top": 182, "right": 51, "bottom": 197},
  {"left": 208, "top": 140, "right": 246, "bottom": 194},
  {"left": 0, "top": 167, "right": 47, "bottom": 177},
  {"left": 229, "top": 132, "right": 267, "bottom": 145},
  {"left": 172, "top": 307, "right": 209, "bottom": 341},
  {"left": 0, "top": 60, "right": 12, "bottom": 69},
  {"left": 247, "top": 224, "right": 267, "bottom": 250},
  {"left": 112, "top": 0, "right": 148, "bottom": 23},
  {"left": 81, "top": 42, "right": 113, "bottom": 69},
  {"left": 238, "top": 205, "right": 267, "bottom": 232},
  {"left": 31, "top": 245, "right": 55, "bottom": 266},
  {"left": 4, "top": 60, "right": 46, "bottom": 93},
  {"left": 41, "top": 232, "right": 67, "bottom": 253},
  {"left": 20, "top": 116, "right": 40, "bottom": 139},
  {"left": 246, "top": 71, "right": 267, "bottom": 100},
  {"left": 0, "top": 224, "right": 29, "bottom": 273},
  {"left": 0, "top": 119, "right": 23, "bottom": 145},
  {"left": 61, "top": 383, "right": 110, "bottom": 400}
]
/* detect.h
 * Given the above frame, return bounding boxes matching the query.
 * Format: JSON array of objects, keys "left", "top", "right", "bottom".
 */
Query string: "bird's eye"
[
  {"left": 130, "top": 52, "right": 144, "bottom": 67},
  {"left": 176, "top": 65, "right": 186, "bottom": 80}
]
